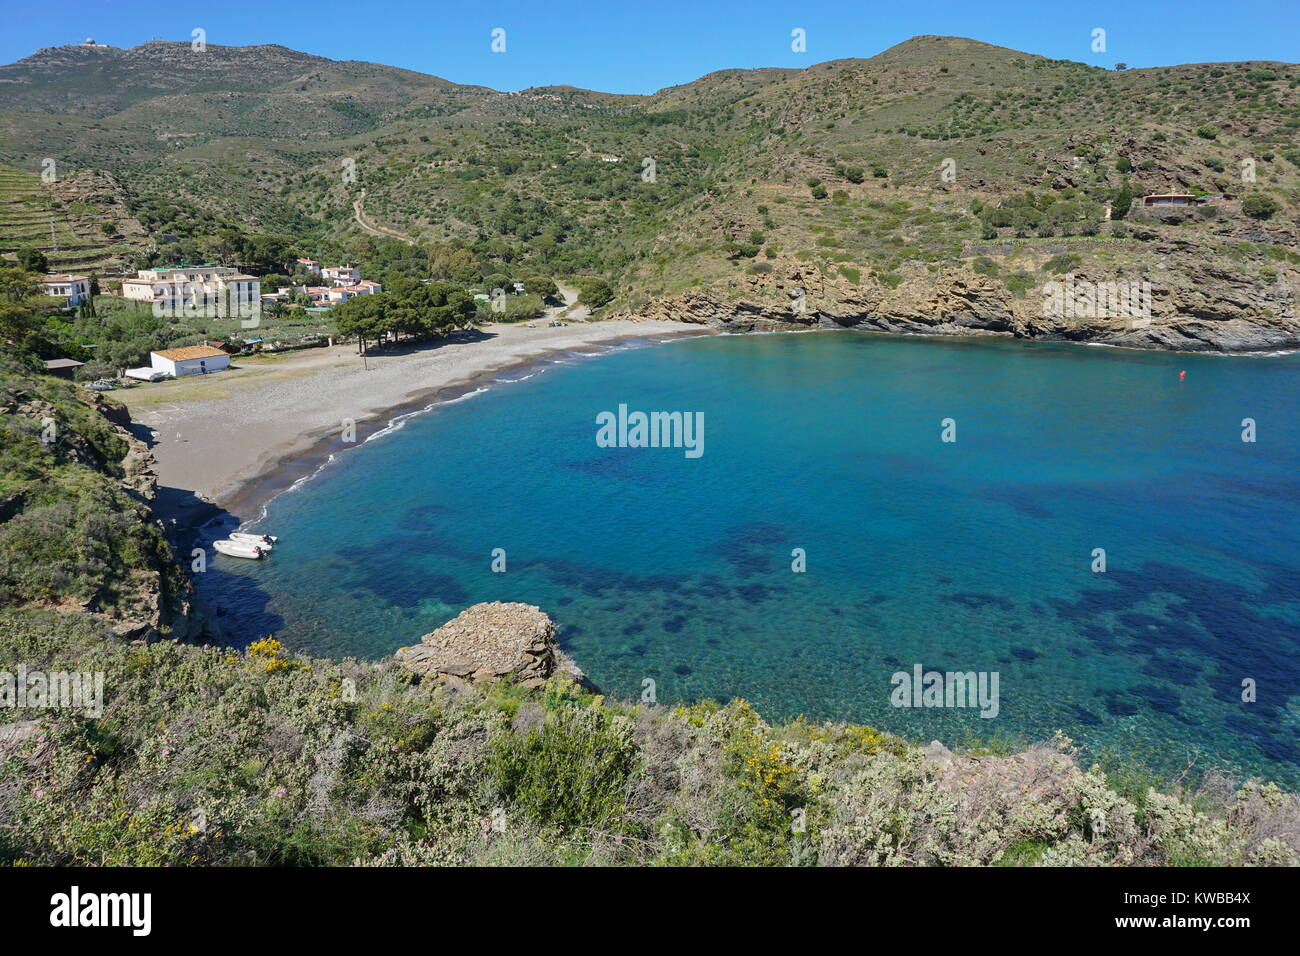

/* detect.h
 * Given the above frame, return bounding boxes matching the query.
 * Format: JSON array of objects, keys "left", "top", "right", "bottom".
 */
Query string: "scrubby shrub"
[
  {"left": 491, "top": 703, "right": 638, "bottom": 833},
  {"left": 1242, "top": 194, "right": 1280, "bottom": 219},
  {"left": 1003, "top": 271, "right": 1036, "bottom": 296},
  {"left": 575, "top": 277, "right": 614, "bottom": 308},
  {"left": 1042, "top": 253, "right": 1081, "bottom": 274}
]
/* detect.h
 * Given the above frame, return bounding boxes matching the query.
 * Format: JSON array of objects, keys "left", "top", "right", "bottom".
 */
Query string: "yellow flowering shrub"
[{"left": 245, "top": 636, "right": 306, "bottom": 673}]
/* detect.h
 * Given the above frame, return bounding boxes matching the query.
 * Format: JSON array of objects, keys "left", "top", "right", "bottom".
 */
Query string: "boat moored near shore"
[
  {"left": 213, "top": 539, "right": 264, "bottom": 559},
  {"left": 230, "top": 532, "right": 277, "bottom": 549}
]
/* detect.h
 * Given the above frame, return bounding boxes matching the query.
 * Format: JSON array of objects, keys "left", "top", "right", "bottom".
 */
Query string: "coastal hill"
[
  {"left": 0, "top": 350, "right": 1297, "bottom": 865},
  {"left": 1, "top": 36, "right": 1298, "bottom": 348}
]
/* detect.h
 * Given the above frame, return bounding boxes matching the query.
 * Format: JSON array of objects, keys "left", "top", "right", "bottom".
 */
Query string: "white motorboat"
[
  {"left": 213, "top": 539, "right": 263, "bottom": 559},
  {"left": 230, "top": 532, "right": 277, "bottom": 549}
]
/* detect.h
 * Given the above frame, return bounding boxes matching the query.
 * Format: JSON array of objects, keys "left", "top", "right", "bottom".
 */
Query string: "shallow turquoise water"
[{"left": 200, "top": 331, "right": 1300, "bottom": 786}]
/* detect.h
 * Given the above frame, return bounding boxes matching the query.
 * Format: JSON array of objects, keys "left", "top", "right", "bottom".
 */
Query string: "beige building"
[{"left": 122, "top": 266, "right": 260, "bottom": 318}]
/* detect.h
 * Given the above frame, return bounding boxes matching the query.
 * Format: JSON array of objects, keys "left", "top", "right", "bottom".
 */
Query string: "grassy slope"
[{"left": 0, "top": 164, "right": 149, "bottom": 272}]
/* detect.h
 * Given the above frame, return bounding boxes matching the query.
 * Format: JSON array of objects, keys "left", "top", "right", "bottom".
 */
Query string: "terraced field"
[{"left": 0, "top": 163, "right": 148, "bottom": 273}]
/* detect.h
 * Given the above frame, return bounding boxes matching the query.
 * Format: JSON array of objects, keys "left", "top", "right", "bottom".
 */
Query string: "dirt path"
[
  {"left": 352, "top": 189, "right": 417, "bottom": 244},
  {"left": 548, "top": 283, "right": 591, "bottom": 322}
]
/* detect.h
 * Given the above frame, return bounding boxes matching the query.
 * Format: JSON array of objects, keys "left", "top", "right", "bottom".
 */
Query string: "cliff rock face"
[
  {"left": 88, "top": 395, "right": 217, "bottom": 643},
  {"left": 623, "top": 258, "right": 1300, "bottom": 353},
  {"left": 0, "top": 367, "right": 218, "bottom": 644},
  {"left": 396, "top": 602, "right": 591, "bottom": 689}
]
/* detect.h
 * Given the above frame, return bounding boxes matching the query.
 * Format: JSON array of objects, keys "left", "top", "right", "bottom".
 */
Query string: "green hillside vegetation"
[
  {"left": 1, "top": 36, "right": 1295, "bottom": 324},
  {"left": 0, "top": 349, "right": 189, "bottom": 622},
  {"left": 1, "top": 599, "right": 1296, "bottom": 867}
]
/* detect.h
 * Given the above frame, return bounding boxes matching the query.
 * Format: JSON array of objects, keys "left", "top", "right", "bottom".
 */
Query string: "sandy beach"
[{"left": 116, "top": 318, "right": 706, "bottom": 524}]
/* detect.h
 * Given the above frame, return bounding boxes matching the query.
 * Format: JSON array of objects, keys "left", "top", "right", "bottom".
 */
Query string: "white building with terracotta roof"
[
  {"left": 301, "top": 280, "right": 383, "bottom": 305},
  {"left": 149, "top": 345, "right": 231, "bottom": 377},
  {"left": 41, "top": 274, "right": 91, "bottom": 306},
  {"left": 302, "top": 286, "right": 342, "bottom": 304}
]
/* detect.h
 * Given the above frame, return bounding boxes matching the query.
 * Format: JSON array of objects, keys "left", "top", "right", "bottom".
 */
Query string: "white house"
[
  {"left": 41, "top": 274, "right": 91, "bottom": 306},
  {"left": 302, "top": 285, "right": 343, "bottom": 304},
  {"left": 123, "top": 266, "right": 259, "bottom": 318},
  {"left": 301, "top": 280, "right": 382, "bottom": 305},
  {"left": 321, "top": 266, "right": 360, "bottom": 285},
  {"left": 149, "top": 345, "right": 231, "bottom": 377}
]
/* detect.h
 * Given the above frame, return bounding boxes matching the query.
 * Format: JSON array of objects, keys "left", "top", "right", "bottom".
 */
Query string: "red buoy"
[{"left": 1179, "top": 370, "right": 1186, "bottom": 380}]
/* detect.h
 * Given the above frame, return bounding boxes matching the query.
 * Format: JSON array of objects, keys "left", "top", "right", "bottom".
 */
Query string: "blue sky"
[{"left": 2, "top": 0, "right": 1297, "bottom": 94}]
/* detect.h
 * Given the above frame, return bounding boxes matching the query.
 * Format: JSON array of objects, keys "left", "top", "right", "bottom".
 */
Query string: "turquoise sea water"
[{"left": 200, "top": 332, "right": 1300, "bottom": 786}]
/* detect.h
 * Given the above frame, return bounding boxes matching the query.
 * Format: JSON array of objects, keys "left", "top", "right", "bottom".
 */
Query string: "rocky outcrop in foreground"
[
  {"left": 0, "top": 358, "right": 217, "bottom": 644},
  {"left": 396, "top": 602, "right": 592, "bottom": 689}
]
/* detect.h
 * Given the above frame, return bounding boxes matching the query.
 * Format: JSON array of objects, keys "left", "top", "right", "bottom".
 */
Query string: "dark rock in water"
[
  {"left": 1102, "top": 693, "right": 1140, "bottom": 718},
  {"left": 396, "top": 602, "right": 596, "bottom": 691},
  {"left": 1071, "top": 705, "right": 1102, "bottom": 727},
  {"left": 947, "top": 592, "right": 1015, "bottom": 611}
]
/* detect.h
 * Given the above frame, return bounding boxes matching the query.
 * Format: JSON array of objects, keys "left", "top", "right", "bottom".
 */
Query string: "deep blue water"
[{"left": 200, "top": 332, "right": 1300, "bottom": 786}]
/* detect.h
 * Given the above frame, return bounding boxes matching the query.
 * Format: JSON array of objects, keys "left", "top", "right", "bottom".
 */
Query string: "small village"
[
  {"left": 34, "top": 257, "right": 391, "bottom": 387},
  {"left": 27, "top": 181, "right": 1242, "bottom": 391}
]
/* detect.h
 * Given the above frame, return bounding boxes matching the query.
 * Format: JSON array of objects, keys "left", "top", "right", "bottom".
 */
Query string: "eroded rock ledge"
[
  {"left": 396, "top": 602, "right": 592, "bottom": 689},
  {"left": 617, "top": 258, "right": 1300, "bottom": 353}
]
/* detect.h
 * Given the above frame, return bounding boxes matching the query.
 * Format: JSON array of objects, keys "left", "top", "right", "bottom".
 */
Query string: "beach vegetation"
[
  {"left": 331, "top": 279, "right": 477, "bottom": 350},
  {"left": 0, "top": 588, "right": 1295, "bottom": 867}
]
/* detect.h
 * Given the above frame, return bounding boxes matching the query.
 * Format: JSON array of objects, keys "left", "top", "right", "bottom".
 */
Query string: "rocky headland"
[{"left": 622, "top": 253, "right": 1300, "bottom": 353}]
